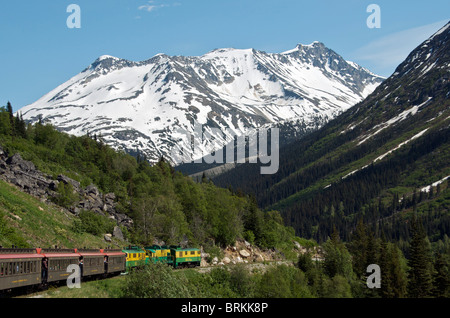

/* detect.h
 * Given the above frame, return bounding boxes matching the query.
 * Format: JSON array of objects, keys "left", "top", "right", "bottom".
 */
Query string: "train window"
[
  {"left": 0, "top": 263, "right": 4, "bottom": 276},
  {"left": 190, "top": 251, "right": 194, "bottom": 255}
]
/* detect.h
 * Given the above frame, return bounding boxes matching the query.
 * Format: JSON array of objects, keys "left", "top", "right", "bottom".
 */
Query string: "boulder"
[
  {"left": 201, "top": 252, "right": 210, "bottom": 259},
  {"left": 7, "top": 153, "right": 36, "bottom": 172},
  {"left": 104, "top": 234, "right": 112, "bottom": 242},
  {"left": 239, "top": 249, "right": 251, "bottom": 258},
  {"left": 57, "top": 174, "right": 80, "bottom": 190},
  {"left": 85, "top": 184, "right": 100, "bottom": 196},
  {"left": 254, "top": 254, "right": 265, "bottom": 262},
  {"left": 104, "top": 193, "right": 116, "bottom": 202},
  {"left": 49, "top": 180, "right": 59, "bottom": 191},
  {"left": 201, "top": 258, "right": 208, "bottom": 267},
  {"left": 222, "top": 257, "right": 231, "bottom": 264},
  {"left": 113, "top": 226, "right": 124, "bottom": 240}
]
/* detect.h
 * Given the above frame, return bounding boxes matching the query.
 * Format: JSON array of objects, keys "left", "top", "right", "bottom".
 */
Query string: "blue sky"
[{"left": 0, "top": 1, "right": 448, "bottom": 111}]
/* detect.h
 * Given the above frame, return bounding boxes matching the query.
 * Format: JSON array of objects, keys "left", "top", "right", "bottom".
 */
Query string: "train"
[{"left": 0, "top": 245, "right": 201, "bottom": 293}]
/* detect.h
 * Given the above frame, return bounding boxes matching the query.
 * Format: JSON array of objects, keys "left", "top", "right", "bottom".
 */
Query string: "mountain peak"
[
  {"left": 281, "top": 41, "right": 326, "bottom": 54},
  {"left": 20, "top": 41, "right": 383, "bottom": 165},
  {"left": 304, "top": 41, "right": 325, "bottom": 47},
  {"left": 97, "top": 55, "right": 120, "bottom": 61}
]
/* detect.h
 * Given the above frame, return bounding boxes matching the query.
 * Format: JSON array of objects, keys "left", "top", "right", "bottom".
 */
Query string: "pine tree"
[
  {"left": 348, "top": 218, "right": 368, "bottom": 277},
  {"left": 380, "top": 241, "right": 407, "bottom": 298},
  {"left": 407, "top": 216, "right": 433, "bottom": 298},
  {"left": 323, "top": 227, "right": 353, "bottom": 280},
  {"left": 15, "top": 111, "right": 27, "bottom": 138},
  {"left": 366, "top": 228, "right": 379, "bottom": 266},
  {"left": 432, "top": 253, "right": 450, "bottom": 298},
  {"left": 6, "top": 101, "right": 15, "bottom": 136},
  {"left": 379, "top": 240, "right": 394, "bottom": 297}
]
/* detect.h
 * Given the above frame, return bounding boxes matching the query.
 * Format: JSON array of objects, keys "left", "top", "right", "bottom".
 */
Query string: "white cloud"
[
  {"left": 138, "top": 1, "right": 173, "bottom": 13},
  {"left": 352, "top": 20, "right": 448, "bottom": 76},
  {"left": 138, "top": 1, "right": 157, "bottom": 12}
]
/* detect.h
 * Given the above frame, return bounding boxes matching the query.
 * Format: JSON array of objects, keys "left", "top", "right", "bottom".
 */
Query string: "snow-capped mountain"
[{"left": 19, "top": 42, "right": 384, "bottom": 164}]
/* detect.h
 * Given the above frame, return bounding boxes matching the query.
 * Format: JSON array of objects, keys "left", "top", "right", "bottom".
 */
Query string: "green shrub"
[
  {"left": 73, "top": 210, "right": 115, "bottom": 236},
  {"left": 52, "top": 182, "right": 79, "bottom": 208},
  {"left": 121, "top": 263, "right": 191, "bottom": 298}
]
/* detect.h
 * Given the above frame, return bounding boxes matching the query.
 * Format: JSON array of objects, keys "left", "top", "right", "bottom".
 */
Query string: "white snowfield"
[
  {"left": 357, "top": 97, "right": 433, "bottom": 145},
  {"left": 19, "top": 42, "right": 384, "bottom": 164},
  {"left": 421, "top": 176, "right": 450, "bottom": 193}
]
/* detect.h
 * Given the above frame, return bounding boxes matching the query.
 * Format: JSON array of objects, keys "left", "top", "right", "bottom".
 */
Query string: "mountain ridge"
[{"left": 19, "top": 42, "right": 384, "bottom": 165}]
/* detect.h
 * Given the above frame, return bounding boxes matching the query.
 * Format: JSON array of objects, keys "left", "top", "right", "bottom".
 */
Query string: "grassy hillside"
[{"left": 0, "top": 178, "right": 121, "bottom": 249}]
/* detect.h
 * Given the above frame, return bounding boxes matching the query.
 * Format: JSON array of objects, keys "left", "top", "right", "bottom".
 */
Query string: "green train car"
[
  {"left": 145, "top": 245, "right": 201, "bottom": 268},
  {"left": 144, "top": 245, "right": 171, "bottom": 265},
  {"left": 122, "top": 246, "right": 146, "bottom": 270},
  {"left": 170, "top": 246, "right": 201, "bottom": 268}
]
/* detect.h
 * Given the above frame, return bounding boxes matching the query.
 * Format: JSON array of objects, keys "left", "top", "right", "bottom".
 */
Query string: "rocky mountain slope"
[
  {"left": 19, "top": 42, "right": 384, "bottom": 165},
  {"left": 0, "top": 145, "right": 132, "bottom": 231}
]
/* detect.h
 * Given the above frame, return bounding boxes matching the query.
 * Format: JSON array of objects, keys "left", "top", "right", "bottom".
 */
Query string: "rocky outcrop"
[
  {"left": 0, "top": 151, "right": 54, "bottom": 199},
  {"left": 200, "top": 239, "right": 325, "bottom": 268},
  {"left": 0, "top": 147, "right": 132, "bottom": 230},
  {"left": 201, "top": 240, "right": 282, "bottom": 267}
]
